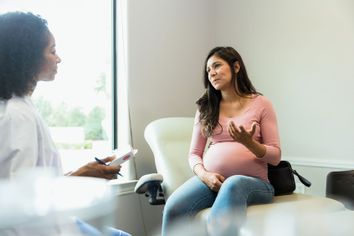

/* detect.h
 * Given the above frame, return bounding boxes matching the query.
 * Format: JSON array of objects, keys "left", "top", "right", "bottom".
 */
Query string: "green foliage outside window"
[{"left": 34, "top": 97, "right": 106, "bottom": 141}]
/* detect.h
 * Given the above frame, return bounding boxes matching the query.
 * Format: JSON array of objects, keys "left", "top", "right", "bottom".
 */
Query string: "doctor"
[
  {"left": 0, "top": 11, "right": 120, "bottom": 179},
  {"left": 0, "top": 11, "right": 132, "bottom": 236}
]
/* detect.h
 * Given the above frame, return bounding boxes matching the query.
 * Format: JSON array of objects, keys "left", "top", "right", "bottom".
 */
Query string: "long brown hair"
[{"left": 196, "top": 47, "right": 260, "bottom": 137}]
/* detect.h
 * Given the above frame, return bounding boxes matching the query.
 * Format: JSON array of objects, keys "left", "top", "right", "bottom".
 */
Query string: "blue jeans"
[
  {"left": 75, "top": 218, "right": 131, "bottom": 236},
  {"left": 161, "top": 175, "right": 274, "bottom": 236}
]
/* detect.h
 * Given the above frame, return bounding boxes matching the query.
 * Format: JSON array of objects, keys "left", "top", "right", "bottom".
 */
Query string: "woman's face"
[
  {"left": 206, "top": 55, "right": 234, "bottom": 91},
  {"left": 36, "top": 32, "right": 61, "bottom": 82}
]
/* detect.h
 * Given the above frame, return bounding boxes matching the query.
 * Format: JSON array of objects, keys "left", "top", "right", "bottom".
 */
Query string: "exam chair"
[
  {"left": 135, "top": 117, "right": 346, "bottom": 232},
  {"left": 134, "top": 117, "right": 193, "bottom": 205}
]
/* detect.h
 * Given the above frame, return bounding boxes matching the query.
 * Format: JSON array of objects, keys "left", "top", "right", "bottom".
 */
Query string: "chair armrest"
[{"left": 134, "top": 173, "right": 165, "bottom": 205}]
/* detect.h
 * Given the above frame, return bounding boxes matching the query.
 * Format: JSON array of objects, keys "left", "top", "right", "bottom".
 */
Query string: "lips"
[{"left": 212, "top": 79, "right": 221, "bottom": 84}]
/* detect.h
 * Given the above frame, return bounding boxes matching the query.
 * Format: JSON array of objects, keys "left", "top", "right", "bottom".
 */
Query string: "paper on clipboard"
[{"left": 110, "top": 146, "right": 138, "bottom": 166}]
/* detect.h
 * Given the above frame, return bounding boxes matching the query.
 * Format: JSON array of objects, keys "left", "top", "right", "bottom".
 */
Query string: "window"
[{"left": 0, "top": 0, "right": 125, "bottom": 176}]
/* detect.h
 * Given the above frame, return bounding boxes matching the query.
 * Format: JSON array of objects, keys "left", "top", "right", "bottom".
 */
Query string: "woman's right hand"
[
  {"left": 201, "top": 172, "right": 225, "bottom": 192},
  {"left": 193, "top": 164, "right": 225, "bottom": 192}
]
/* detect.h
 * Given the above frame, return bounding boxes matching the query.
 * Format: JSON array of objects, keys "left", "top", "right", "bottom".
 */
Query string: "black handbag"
[{"left": 268, "top": 160, "right": 312, "bottom": 196}]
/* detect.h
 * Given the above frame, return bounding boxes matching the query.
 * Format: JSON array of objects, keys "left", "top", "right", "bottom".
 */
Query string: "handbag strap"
[{"left": 293, "top": 169, "right": 312, "bottom": 187}]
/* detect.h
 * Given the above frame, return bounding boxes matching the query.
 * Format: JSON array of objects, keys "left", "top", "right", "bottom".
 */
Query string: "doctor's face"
[{"left": 36, "top": 32, "right": 61, "bottom": 82}]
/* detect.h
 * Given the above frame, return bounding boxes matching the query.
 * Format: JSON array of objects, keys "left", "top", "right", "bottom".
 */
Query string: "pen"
[{"left": 94, "top": 157, "right": 123, "bottom": 177}]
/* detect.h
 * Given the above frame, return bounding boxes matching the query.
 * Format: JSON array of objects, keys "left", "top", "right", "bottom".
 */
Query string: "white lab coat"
[
  {"left": 0, "top": 96, "right": 69, "bottom": 235},
  {"left": 0, "top": 96, "right": 62, "bottom": 179},
  {"left": 0, "top": 96, "right": 127, "bottom": 235}
]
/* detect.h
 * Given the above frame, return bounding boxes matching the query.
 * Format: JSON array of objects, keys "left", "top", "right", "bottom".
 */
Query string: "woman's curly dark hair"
[
  {"left": 0, "top": 11, "right": 49, "bottom": 99},
  {"left": 196, "top": 47, "right": 260, "bottom": 137}
]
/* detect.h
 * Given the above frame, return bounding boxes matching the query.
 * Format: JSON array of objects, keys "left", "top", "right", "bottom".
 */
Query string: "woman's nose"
[{"left": 209, "top": 69, "right": 216, "bottom": 76}]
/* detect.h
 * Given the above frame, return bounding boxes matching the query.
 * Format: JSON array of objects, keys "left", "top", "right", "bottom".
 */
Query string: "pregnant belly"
[{"left": 203, "top": 142, "right": 265, "bottom": 179}]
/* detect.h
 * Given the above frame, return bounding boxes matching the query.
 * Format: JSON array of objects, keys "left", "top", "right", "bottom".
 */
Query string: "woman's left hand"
[{"left": 228, "top": 121, "right": 256, "bottom": 145}]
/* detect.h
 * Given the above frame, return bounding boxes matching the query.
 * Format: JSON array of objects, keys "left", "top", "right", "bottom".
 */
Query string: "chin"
[
  {"left": 44, "top": 75, "right": 56, "bottom": 81},
  {"left": 37, "top": 70, "right": 57, "bottom": 80}
]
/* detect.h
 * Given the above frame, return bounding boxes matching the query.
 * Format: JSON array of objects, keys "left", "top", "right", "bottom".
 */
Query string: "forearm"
[
  {"left": 244, "top": 139, "right": 266, "bottom": 158},
  {"left": 193, "top": 163, "right": 207, "bottom": 179},
  {"left": 193, "top": 163, "right": 225, "bottom": 192}
]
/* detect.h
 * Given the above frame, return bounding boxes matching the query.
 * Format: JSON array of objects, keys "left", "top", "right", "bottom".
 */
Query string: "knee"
[
  {"left": 221, "top": 175, "right": 250, "bottom": 193},
  {"left": 163, "top": 194, "right": 181, "bottom": 219},
  {"left": 163, "top": 190, "right": 193, "bottom": 221}
]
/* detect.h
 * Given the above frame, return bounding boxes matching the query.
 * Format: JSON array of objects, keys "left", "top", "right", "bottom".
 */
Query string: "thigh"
[
  {"left": 208, "top": 176, "right": 274, "bottom": 235},
  {"left": 165, "top": 176, "right": 217, "bottom": 217},
  {"left": 219, "top": 175, "right": 274, "bottom": 205}
]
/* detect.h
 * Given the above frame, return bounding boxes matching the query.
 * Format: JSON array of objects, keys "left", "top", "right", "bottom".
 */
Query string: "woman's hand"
[
  {"left": 228, "top": 121, "right": 266, "bottom": 158},
  {"left": 193, "top": 164, "right": 225, "bottom": 192},
  {"left": 227, "top": 121, "right": 256, "bottom": 145},
  {"left": 70, "top": 156, "right": 121, "bottom": 180},
  {"left": 201, "top": 171, "right": 225, "bottom": 192}
]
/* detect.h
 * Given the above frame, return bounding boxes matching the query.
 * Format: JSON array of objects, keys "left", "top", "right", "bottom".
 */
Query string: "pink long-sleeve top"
[{"left": 188, "top": 95, "right": 281, "bottom": 182}]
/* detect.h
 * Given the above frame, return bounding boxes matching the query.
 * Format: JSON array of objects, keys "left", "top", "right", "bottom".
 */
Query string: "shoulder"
[
  {"left": 253, "top": 95, "right": 275, "bottom": 109},
  {"left": 193, "top": 110, "right": 201, "bottom": 124},
  {"left": 0, "top": 96, "right": 37, "bottom": 126},
  {"left": 0, "top": 97, "right": 39, "bottom": 168}
]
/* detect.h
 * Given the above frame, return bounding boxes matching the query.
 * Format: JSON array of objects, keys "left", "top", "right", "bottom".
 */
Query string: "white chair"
[{"left": 135, "top": 117, "right": 346, "bottom": 233}]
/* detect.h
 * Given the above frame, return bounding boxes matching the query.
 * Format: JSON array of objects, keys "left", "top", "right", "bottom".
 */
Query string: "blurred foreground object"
[{"left": 0, "top": 168, "right": 117, "bottom": 236}]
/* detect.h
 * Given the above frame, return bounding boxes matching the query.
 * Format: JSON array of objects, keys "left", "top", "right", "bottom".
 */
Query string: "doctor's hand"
[
  {"left": 70, "top": 156, "right": 121, "bottom": 180},
  {"left": 228, "top": 121, "right": 256, "bottom": 145}
]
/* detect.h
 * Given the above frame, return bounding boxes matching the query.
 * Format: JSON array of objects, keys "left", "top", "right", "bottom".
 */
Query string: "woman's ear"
[{"left": 234, "top": 61, "right": 240, "bottom": 74}]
